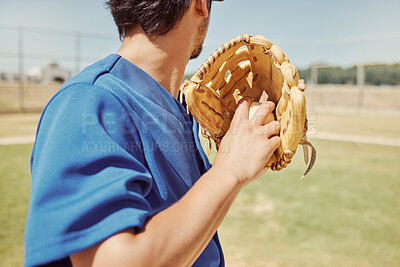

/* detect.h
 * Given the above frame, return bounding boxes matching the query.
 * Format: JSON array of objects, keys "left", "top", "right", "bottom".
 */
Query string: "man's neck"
[{"left": 117, "top": 27, "right": 194, "bottom": 99}]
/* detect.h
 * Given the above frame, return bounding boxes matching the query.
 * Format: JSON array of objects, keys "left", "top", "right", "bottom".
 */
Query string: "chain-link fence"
[
  {"left": 0, "top": 25, "right": 120, "bottom": 112},
  {"left": 1, "top": 25, "right": 400, "bottom": 113}
]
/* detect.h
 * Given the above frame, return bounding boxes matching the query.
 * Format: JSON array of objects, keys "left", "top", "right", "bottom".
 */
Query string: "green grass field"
[
  {"left": 1, "top": 141, "right": 399, "bottom": 266},
  {"left": 1, "top": 112, "right": 400, "bottom": 266},
  {"left": 0, "top": 144, "right": 32, "bottom": 266}
]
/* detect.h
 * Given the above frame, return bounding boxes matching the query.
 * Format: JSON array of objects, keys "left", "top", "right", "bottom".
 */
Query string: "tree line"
[
  {"left": 183, "top": 63, "right": 400, "bottom": 86},
  {"left": 298, "top": 63, "right": 400, "bottom": 86}
]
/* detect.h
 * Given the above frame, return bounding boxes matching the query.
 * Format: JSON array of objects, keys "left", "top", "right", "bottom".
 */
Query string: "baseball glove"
[{"left": 181, "top": 34, "right": 316, "bottom": 179}]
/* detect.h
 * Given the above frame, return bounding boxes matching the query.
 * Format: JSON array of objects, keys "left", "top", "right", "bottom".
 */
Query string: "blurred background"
[{"left": 0, "top": 0, "right": 399, "bottom": 266}]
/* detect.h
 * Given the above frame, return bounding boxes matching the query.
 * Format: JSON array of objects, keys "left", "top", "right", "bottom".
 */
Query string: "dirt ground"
[
  {"left": 305, "top": 84, "right": 400, "bottom": 115},
  {"left": 0, "top": 81, "right": 61, "bottom": 112},
  {"left": 1, "top": 82, "right": 399, "bottom": 114}
]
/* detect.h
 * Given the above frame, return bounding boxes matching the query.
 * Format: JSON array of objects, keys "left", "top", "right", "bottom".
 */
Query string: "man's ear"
[{"left": 195, "top": 0, "right": 209, "bottom": 18}]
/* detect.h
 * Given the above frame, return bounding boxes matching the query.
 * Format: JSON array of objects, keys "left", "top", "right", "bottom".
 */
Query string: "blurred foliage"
[
  {"left": 185, "top": 63, "right": 400, "bottom": 86},
  {"left": 299, "top": 63, "right": 400, "bottom": 86}
]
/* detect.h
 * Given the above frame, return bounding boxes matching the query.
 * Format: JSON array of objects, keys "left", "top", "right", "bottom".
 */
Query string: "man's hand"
[{"left": 212, "top": 98, "right": 281, "bottom": 187}]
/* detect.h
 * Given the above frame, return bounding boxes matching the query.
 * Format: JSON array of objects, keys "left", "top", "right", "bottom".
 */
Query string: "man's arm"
[{"left": 70, "top": 100, "right": 281, "bottom": 267}]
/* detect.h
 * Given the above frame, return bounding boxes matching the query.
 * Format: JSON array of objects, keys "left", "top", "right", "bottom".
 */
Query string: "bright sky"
[{"left": 1, "top": 0, "right": 400, "bottom": 74}]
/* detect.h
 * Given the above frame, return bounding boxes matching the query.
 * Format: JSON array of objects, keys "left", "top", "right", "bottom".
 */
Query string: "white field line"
[
  {"left": 0, "top": 136, "right": 35, "bottom": 145},
  {"left": 309, "top": 132, "right": 400, "bottom": 147},
  {"left": 0, "top": 132, "right": 400, "bottom": 147}
]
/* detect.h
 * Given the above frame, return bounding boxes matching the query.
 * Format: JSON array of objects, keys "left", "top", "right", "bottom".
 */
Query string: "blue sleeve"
[{"left": 25, "top": 84, "right": 153, "bottom": 267}]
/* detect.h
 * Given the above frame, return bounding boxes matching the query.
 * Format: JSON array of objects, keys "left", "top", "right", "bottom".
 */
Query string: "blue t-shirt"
[{"left": 24, "top": 54, "right": 225, "bottom": 267}]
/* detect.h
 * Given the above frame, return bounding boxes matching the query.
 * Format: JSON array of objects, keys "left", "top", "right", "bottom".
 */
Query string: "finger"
[
  {"left": 250, "top": 101, "right": 275, "bottom": 125},
  {"left": 232, "top": 96, "right": 253, "bottom": 124},
  {"left": 262, "top": 120, "right": 281, "bottom": 138},
  {"left": 252, "top": 101, "right": 275, "bottom": 118},
  {"left": 268, "top": 135, "right": 281, "bottom": 150}
]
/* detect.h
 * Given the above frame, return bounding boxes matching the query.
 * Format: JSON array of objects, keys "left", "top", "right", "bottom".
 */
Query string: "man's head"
[
  {"left": 107, "top": 0, "right": 192, "bottom": 39},
  {"left": 107, "top": 0, "right": 222, "bottom": 59}
]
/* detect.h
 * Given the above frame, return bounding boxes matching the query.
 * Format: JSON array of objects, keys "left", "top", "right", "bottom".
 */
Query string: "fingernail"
[{"left": 268, "top": 101, "right": 276, "bottom": 109}]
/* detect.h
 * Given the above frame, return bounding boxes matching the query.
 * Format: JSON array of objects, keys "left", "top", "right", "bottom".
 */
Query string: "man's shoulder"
[
  {"left": 43, "top": 54, "right": 132, "bottom": 111},
  {"left": 61, "top": 54, "right": 122, "bottom": 90}
]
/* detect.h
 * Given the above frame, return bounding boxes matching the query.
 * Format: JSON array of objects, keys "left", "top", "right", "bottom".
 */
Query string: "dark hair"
[{"left": 106, "top": 0, "right": 194, "bottom": 39}]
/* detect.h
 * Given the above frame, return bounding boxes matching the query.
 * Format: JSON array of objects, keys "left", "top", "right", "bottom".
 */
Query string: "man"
[{"left": 24, "top": 0, "right": 281, "bottom": 266}]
